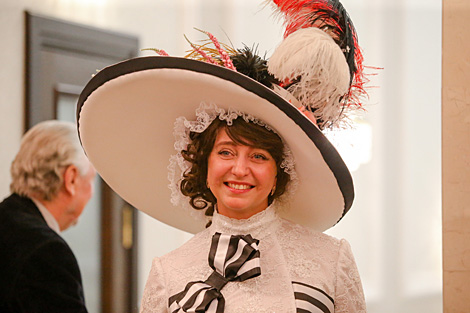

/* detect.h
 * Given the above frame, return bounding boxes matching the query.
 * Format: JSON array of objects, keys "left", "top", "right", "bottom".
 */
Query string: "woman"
[
  {"left": 76, "top": 1, "right": 368, "bottom": 311},
  {"left": 142, "top": 109, "right": 365, "bottom": 312}
]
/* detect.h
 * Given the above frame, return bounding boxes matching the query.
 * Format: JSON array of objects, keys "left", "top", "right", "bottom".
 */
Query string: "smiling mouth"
[{"left": 225, "top": 182, "right": 254, "bottom": 190}]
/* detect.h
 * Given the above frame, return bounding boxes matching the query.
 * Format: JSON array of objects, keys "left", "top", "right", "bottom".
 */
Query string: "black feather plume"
[{"left": 231, "top": 45, "right": 278, "bottom": 88}]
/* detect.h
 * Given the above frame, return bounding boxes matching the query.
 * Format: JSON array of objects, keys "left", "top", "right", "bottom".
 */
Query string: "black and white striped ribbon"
[
  {"left": 169, "top": 233, "right": 261, "bottom": 313},
  {"left": 293, "top": 281, "right": 334, "bottom": 313}
]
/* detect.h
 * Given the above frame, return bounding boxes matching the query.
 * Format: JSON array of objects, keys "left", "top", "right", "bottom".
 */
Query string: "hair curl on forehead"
[{"left": 180, "top": 117, "right": 290, "bottom": 221}]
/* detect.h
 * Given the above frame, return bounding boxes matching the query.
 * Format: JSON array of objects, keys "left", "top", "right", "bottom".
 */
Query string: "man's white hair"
[{"left": 10, "top": 120, "right": 90, "bottom": 201}]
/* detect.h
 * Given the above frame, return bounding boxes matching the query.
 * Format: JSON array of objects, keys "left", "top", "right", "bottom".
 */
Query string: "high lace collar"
[{"left": 209, "top": 203, "right": 281, "bottom": 239}]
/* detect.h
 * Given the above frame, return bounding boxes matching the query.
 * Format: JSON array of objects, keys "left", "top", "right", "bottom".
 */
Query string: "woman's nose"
[{"left": 231, "top": 157, "right": 250, "bottom": 177}]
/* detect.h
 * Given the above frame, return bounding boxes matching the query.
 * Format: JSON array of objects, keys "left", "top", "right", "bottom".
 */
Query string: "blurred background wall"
[{"left": 0, "top": 0, "right": 446, "bottom": 312}]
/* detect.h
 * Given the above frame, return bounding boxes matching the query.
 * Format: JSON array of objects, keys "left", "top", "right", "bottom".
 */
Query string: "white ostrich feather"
[{"left": 268, "top": 27, "right": 350, "bottom": 128}]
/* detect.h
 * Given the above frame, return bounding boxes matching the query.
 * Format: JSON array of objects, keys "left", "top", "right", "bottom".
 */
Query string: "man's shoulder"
[
  {"left": 0, "top": 193, "right": 67, "bottom": 271},
  {"left": 0, "top": 194, "right": 53, "bottom": 237},
  {"left": 0, "top": 193, "right": 38, "bottom": 220},
  {"left": 0, "top": 195, "right": 80, "bottom": 307}
]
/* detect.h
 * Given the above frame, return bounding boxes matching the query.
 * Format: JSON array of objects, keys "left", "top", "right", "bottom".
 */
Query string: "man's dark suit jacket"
[{"left": 0, "top": 193, "right": 88, "bottom": 313}]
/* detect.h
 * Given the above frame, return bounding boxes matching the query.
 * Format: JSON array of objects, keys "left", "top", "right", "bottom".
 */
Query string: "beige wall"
[
  {"left": 0, "top": 2, "right": 25, "bottom": 196},
  {"left": 442, "top": 0, "right": 470, "bottom": 312},
  {"left": 0, "top": 0, "right": 116, "bottom": 197}
]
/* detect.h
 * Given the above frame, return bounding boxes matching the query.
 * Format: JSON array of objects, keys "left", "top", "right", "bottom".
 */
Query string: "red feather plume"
[{"left": 268, "top": 0, "right": 367, "bottom": 110}]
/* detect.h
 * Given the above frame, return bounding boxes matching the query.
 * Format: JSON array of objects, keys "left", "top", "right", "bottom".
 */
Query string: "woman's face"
[{"left": 207, "top": 128, "right": 277, "bottom": 219}]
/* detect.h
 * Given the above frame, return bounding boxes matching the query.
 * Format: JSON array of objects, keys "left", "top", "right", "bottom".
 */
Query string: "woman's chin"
[{"left": 217, "top": 201, "right": 267, "bottom": 219}]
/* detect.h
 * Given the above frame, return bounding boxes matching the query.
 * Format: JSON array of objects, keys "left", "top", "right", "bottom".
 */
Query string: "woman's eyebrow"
[
  {"left": 214, "top": 141, "right": 268, "bottom": 153},
  {"left": 214, "top": 140, "right": 237, "bottom": 147}
]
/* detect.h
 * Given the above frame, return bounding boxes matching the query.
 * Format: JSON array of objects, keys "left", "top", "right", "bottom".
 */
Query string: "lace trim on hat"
[{"left": 167, "top": 102, "right": 299, "bottom": 223}]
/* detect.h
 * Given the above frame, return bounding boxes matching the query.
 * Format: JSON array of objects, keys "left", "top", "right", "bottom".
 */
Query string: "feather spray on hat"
[{"left": 266, "top": 0, "right": 366, "bottom": 129}]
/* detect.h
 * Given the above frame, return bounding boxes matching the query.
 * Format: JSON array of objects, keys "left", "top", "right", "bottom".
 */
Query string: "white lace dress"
[{"left": 140, "top": 205, "right": 366, "bottom": 313}]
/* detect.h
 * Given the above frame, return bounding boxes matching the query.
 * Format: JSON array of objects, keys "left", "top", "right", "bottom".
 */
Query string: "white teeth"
[{"left": 228, "top": 183, "right": 251, "bottom": 190}]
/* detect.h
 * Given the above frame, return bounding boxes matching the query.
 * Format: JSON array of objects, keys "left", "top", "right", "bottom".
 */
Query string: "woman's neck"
[{"left": 210, "top": 203, "right": 280, "bottom": 238}]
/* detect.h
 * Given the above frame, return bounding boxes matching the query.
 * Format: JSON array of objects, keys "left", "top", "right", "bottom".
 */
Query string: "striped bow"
[{"left": 169, "top": 233, "right": 261, "bottom": 313}]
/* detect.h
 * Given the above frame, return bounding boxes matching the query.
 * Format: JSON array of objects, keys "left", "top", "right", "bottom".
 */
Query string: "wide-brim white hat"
[{"left": 77, "top": 56, "right": 354, "bottom": 233}]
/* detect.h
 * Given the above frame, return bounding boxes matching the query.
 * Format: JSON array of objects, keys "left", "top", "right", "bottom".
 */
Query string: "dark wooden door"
[{"left": 25, "top": 11, "right": 140, "bottom": 313}]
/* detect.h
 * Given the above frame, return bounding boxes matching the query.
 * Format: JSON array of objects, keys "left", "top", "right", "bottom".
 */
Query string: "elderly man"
[{"left": 0, "top": 120, "right": 96, "bottom": 313}]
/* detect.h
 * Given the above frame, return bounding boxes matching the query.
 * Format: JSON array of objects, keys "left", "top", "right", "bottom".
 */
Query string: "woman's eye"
[
  {"left": 218, "top": 150, "right": 232, "bottom": 156},
  {"left": 253, "top": 153, "right": 268, "bottom": 160}
]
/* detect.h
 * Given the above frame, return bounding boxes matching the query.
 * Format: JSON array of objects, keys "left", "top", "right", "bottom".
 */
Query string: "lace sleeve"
[
  {"left": 335, "top": 239, "right": 367, "bottom": 313},
  {"left": 140, "top": 257, "right": 169, "bottom": 313}
]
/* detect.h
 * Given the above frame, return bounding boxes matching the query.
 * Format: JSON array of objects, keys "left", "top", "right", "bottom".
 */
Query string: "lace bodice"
[{"left": 140, "top": 205, "right": 366, "bottom": 312}]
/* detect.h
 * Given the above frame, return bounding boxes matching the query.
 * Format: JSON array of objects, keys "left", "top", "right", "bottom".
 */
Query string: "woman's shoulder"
[
  {"left": 276, "top": 217, "right": 355, "bottom": 292},
  {"left": 278, "top": 217, "right": 342, "bottom": 247},
  {"left": 275, "top": 217, "right": 356, "bottom": 267}
]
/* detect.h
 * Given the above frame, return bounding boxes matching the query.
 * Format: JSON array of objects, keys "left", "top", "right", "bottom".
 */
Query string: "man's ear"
[{"left": 63, "top": 165, "right": 79, "bottom": 196}]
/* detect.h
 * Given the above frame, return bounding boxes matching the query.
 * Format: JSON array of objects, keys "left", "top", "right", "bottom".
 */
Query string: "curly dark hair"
[{"left": 180, "top": 117, "right": 290, "bottom": 221}]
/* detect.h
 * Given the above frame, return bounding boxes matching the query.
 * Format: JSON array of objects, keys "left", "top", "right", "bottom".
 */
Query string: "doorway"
[{"left": 25, "top": 11, "right": 140, "bottom": 313}]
